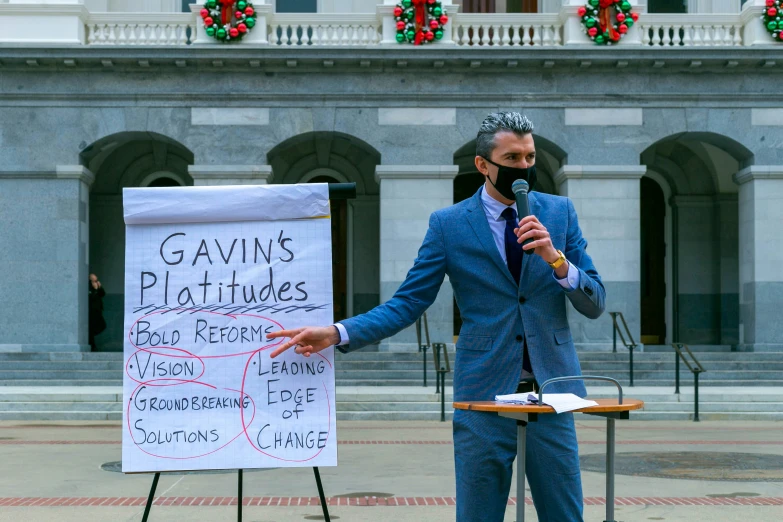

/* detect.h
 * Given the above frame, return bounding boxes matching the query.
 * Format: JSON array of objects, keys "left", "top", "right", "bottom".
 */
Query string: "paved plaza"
[{"left": 0, "top": 418, "right": 781, "bottom": 522}]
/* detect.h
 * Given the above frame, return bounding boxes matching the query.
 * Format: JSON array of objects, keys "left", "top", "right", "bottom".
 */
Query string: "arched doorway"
[
  {"left": 81, "top": 132, "right": 194, "bottom": 351},
  {"left": 451, "top": 134, "right": 565, "bottom": 336},
  {"left": 641, "top": 132, "right": 753, "bottom": 346},
  {"left": 267, "top": 132, "right": 381, "bottom": 324}
]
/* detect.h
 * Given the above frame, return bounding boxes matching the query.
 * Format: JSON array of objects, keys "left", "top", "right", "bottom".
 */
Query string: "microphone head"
[{"left": 511, "top": 179, "right": 529, "bottom": 196}]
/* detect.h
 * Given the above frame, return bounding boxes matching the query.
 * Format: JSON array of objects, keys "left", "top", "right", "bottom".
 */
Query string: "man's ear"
[{"left": 474, "top": 156, "right": 488, "bottom": 175}]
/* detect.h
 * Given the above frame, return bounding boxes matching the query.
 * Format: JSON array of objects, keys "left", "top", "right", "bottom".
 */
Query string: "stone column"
[
  {"left": 555, "top": 165, "right": 645, "bottom": 351},
  {"left": 0, "top": 0, "right": 88, "bottom": 45},
  {"left": 0, "top": 166, "right": 94, "bottom": 352},
  {"left": 188, "top": 165, "right": 273, "bottom": 186},
  {"left": 375, "top": 165, "right": 458, "bottom": 352},
  {"left": 733, "top": 166, "right": 783, "bottom": 351},
  {"left": 741, "top": 0, "right": 770, "bottom": 46},
  {"left": 716, "top": 194, "right": 739, "bottom": 345}
]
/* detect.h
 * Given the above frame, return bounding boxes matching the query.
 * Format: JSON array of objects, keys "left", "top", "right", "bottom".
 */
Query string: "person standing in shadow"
[{"left": 88, "top": 273, "right": 107, "bottom": 351}]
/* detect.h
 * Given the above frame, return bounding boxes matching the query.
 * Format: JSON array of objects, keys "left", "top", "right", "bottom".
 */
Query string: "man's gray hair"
[{"left": 476, "top": 112, "right": 534, "bottom": 159}]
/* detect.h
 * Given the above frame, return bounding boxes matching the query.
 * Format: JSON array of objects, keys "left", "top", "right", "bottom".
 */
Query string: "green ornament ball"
[
  {"left": 406, "top": 29, "right": 415, "bottom": 39},
  {"left": 238, "top": 0, "right": 247, "bottom": 9},
  {"left": 217, "top": 28, "right": 227, "bottom": 39},
  {"left": 777, "top": 20, "right": 783, "bottom": 29},
  {"left": 585, "top": 18, "right": 596, "bottom": 28},
  {"left": 595, "top": 34, "right": 605, "bottom": 44},
  {"left": 402, "top": 0, "right": 412, "bottom": 7},
  {"left": 589, "top": 0, "right": 599, "bottom": 6},
  {"left": 621, "top": 1, "right": 631, "bottom": 10},
  {"left": 207, "top": 0, "right": 216, "bottom": 8},
  {"left": 433, "top": 6, "right": 442, "bottom": 16},
  {"left": 396, "top": 32, "right": 405, "bottom": 42},
  {"left": 435, "top": 29, "right": 443, "bottom": 39},
  {"left": 625, "top": 19, "right": 633, "bottom": 28},
  {"left": 206, "top": 26, "right": 216, "bottom": 36},
  {"left": 245, "top": 17, "right": 255, "bottom": 28}
]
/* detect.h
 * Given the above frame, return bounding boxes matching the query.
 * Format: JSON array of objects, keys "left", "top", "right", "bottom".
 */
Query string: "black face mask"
[{"left": 482, "top": 157, "right": 537, "bottom": 200}]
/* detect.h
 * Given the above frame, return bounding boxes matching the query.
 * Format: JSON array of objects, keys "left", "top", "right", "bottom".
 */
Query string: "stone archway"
[
  {"left": 81, "top": 132, "right": 194, "bottom": 351},
  {"left": 641, "top": 132, "right": 753, "bottom": 347},
  {"left": 267, "top": 132, "right": 381, "bottom": 324}
]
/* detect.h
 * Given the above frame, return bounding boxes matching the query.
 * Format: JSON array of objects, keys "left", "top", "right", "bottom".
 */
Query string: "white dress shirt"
[{"left": 333, "top": 187, "right": 579, "bottom": 347}]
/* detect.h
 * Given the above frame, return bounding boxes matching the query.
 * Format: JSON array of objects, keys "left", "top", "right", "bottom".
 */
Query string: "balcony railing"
[
  {"left": 0, "top": 4, "right": 773, "bottom": 48},
  {"left": 452, "top": 14, "right": 562, "bottom": 47},
  {"left": 639, "top": 14, "right": 743, "bottom": 47},
  {"left": 87, "top": 13, "right": 194, "bottom": 46}
]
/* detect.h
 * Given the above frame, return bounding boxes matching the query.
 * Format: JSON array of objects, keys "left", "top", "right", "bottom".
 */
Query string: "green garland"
[
  {"left": 394, "top": 0, "right": 449, "bottom": 45},
  {"left": 763, "top": 0, "right": 783, "bottom": 42},
  {"left": 579, "top": 0, "right": 638, "bottom": 46},
  {"left": 200, "top": 0, "right": 256, "bottom": 42}
]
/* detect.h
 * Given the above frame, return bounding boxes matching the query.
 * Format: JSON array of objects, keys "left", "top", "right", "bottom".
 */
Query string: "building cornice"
[
  {"left": 554, "top": 165, "right": 646, "bottom": 186},
  {"left": 375, "top": 165, "right": 459, "bottom": 182},
  {"left": 733, "top": 166, "right": 783, "bottom": 185}
]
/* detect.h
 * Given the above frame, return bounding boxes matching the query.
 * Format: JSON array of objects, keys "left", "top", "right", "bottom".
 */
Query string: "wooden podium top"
[{"left": 452, "top": 398, "right": 644, "bottom": 414}]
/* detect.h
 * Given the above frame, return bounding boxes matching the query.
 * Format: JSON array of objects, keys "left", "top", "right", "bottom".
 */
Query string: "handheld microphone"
[{"left": 511, "top": 179, "right": 535, "bottom": 255}]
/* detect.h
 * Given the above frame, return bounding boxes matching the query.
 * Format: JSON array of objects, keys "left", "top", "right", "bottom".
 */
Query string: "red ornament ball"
[
  {"left": 204, "top": 17, "right": 214, "bottom": 26},
  {"left": 616, "top": 13, "right": 626, "bottom": 22},
  {"left": 588, "top": 27, "right": 598, "bottom": 37},
  {"left": 780, "top": 32, "right": 783, "bottom": 40},
  {"left": 238, "top": 23, "right": 247, "bottom": 33},
  {"left": 430, "top": 19, "right": 439, "bottom": 29},
  {"left": 428, "top": 0, "right": 436, "bottom": 4},
  {"left": 577, "top": 7, "right": 587, "bottom": 16},
  {"left": 397, "top": 21, "right": 405, "bottom": 30},
  {"left": 767, "top": 0, "right": 774, "bottom": 6},
  {"left": 200, "top": 8, "right": 209, "bottom": 17},
  {"left": 425, "top": 31, "right": 435, "bottom": 40},
  {"left": 236, "top": 11, "right": 243, "bottom": 18},
  {"left": 229, "top": 27, "right": 239, "bottom": 37},
  {"left": 245, "top": 6, "right": 254, "bottom": 16},
  {"left": 440, "top": 15, "right": 448, "bottom": 24},
  {"left": 618, "top": 24, "right": 628, "bottom": 34},
  {"left": 394, "top": 6, "right": 403, "bottom": 16},
  {"left": 631, "top": 12, "right": 639, "bottom": 21},
  {"left": 769, "top": 8, "right": 778, "bottom": 16}
]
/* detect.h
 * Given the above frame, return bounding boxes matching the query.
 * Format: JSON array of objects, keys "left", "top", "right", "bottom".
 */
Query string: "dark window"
[
  {"left": 648, "top": 0, "right": 688, "bottom": 13},
  {"left": 182, "top": 0, "right": 196, "bottom": 12},
  {"left": 507, "top": 0, "right": 538, "bottom": 13},
  {"left": 276, "top": 0, "right": 317, "bottom": 13}
]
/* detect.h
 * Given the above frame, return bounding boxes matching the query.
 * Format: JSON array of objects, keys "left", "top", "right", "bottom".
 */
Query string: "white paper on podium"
[
  {"left": 494, "top": 392, "right": 598, "bottom": 414},
  {"left": 121, "top": 184, "right": 336, "bottom": 473}
]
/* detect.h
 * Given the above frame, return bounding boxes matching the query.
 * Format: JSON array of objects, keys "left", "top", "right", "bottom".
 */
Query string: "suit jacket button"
[
  {"left": 516, "top": 335, "right": 523, "bottom": 341},
  {"left": 518, "top": 296, "right": 526, "bottom": 304},
  {"left": 584, "top": 286, "right": 593, "bottom": 296}
]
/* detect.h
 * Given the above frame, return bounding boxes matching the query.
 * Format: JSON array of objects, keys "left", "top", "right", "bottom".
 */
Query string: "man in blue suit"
[{"left": 269, "top": 112, "right": 605, "bottom": 521}]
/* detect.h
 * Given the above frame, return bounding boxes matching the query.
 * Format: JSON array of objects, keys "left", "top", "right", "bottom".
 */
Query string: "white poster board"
[{"left": 121, "top": 184, "right": 337, "bottom": 473}]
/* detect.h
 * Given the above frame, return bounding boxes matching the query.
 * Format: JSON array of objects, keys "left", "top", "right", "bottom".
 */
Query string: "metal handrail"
[
  {"left": 539, "top": 376, "right": 624, "bottom": 407},
  {"left": 415, "top": 312, "right": 431, "bottom": 388},
  {"left": 609, "top": 312, "right": 638, "bottom": 387},
  {"left": 671, "top": 343, "right": 706, "bottom": 422},
  {"left": 432, "top": 342, "right": 451, "bottom": 422}
]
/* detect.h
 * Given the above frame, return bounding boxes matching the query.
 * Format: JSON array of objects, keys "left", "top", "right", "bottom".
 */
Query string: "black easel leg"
[
  {"left": 238, "top": 469, "right": 243, "bottom": 522},
  {"left": 313, "top": 467, "right": 331, "bottom": 521},
  {"left": 141, "top": 472, "right": 160, "bottom": 522}
]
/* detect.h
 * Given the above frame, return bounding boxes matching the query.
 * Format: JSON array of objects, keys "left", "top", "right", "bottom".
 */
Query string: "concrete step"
[
  {"left": 0, "top": 401, "right": 122, "bottom": 412},
  {"left": 335, "top": 411, "right": 455, "bottom": 421},
  {"left": 0, "top": 362, "right": 125, "bottom": 370},
  {"left": 638, "top": 402, "right": 783, "bottom": 412},
  {"left": 0, "top": 411, "right": 122, "bottom": 421},
  {"left": 0, "top": 380, "right": 123, "bottom": 386},
  {"left": 0, "top": 352, "right": 123, "bottom": 361}
]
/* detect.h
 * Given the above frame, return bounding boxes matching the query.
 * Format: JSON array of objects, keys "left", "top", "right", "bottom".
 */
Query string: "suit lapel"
[
  {"left": 466, "top": 188, "right": 518, "bottom": 288},
  {"left": 520, "top": 191, "right": 542, "bottom": 278}
]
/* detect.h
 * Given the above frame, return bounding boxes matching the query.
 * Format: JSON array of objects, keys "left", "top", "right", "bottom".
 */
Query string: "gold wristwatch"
[{"left": 548, "top": 249, "right": 567, "bottom": 269}]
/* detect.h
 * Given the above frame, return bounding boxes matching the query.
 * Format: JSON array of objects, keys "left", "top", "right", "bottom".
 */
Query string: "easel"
[
  {"left": 138, "top": 183, "right": 356, "bottom": 521},
  {"left": 141, "top": 467, "right": 331, "bottom": 522}
]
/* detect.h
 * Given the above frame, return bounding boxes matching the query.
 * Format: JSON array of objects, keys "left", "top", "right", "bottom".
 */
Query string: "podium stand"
[{"left": 453, "top": 376, "right": 644, "bottom": 522}]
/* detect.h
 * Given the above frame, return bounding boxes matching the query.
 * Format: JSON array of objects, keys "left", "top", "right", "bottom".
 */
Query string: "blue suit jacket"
[{"left": 341, "top": 187, "right": 605, "bottom": 400}]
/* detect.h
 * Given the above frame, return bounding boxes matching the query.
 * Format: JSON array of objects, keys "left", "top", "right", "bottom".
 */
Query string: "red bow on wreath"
[
  {"left": 219, "top": 0, "right": 234, "bottom": 25},
  {"left": 413, "top": 0, "right": 427, "bottom": 45},
  {"left": 598, "top": 0, "right": 621, "bottom": 42}
]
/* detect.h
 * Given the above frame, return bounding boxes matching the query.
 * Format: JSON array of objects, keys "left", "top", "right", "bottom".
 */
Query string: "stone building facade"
[{"left": 0, "top": 0, "right": 781, "bottom": 354}]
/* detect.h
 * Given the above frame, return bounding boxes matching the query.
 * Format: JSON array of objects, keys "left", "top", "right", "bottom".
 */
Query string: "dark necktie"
[{"left": 501, "top": 207, "right": 532, "bottom": 373}]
